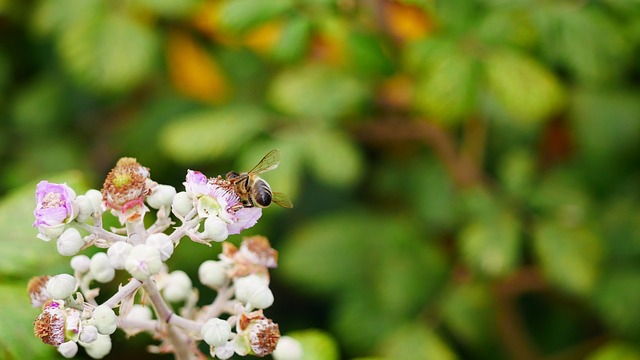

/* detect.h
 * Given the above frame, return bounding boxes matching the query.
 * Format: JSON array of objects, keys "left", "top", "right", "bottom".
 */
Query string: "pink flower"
[
  {"left": 34, "top": 181, "right": 76, "bottom": 228},
  {"left": 184, "top": 171, "right": 262, "bottom": 235},
  {"left": 102, "top": 157, "right": 150, "bottom": 224}
]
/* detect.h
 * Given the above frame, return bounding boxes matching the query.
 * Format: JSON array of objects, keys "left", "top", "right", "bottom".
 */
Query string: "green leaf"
[
  {"left": 460, "top": 210, "right": 521, "bottom": 277},
  {"left": 31, "top": 0, "right": 102, "bottom": 36},
  {"left": 57, "top": 12, "right": 157, "bottom": 93},
  {"left": 158, "top": 106, "right": 267, "bottom": 164},
  {"left": 303, "top": 129, "right": 363, "bottom": 187},
  {"left": 378, "top": 323, "right": 457, "bottom": 360},
  {"left": 591, "top": 270, "right": 640, "bottom": 335},
  {"left": 441, "top": 282, "right": 496, "bottom": 347},
  {"left": 0, "top": 283, "right": 58, "bottom": 360},
  {"left": 484, "top": 49, "right": 565, "bottom": 126},
  {"left": 11, "top": 75, "right": 65, "bottom": 129},
  {"left": 272, "top": 16, "right": 312, "bottom": 63},
  {"left": 586, "top": 342, "right": 640, "bottom": 360},
  {"left": 268, "top": 64, "right": 368, "bottom": 121},
  {"left": 534, "top": 221, "right": 602, "bottom": 295},
  {"left": 414, "top": 48, "right": 478, "bottom": 125},
  {"left": 0, "top": 171, "right": 87, "bottom": 278},
  {"left": 497, "top": 149, "right": 535, "bottom": 201},
  {"left": 133, "top": 0, "right": 202, "bottom": 18},
  {"left": 288, "top": 329, "right": 340, "bottom": 360},
  {"left": 218, "top": 0, "right": 293, "bottom": 33},
  {"left": 346, "top": 32, "right": 393, "bottom": 76}
]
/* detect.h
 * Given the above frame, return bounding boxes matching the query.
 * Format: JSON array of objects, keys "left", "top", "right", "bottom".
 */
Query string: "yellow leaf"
[
  {"left": 166, "top": 31, "right": 229, "bottom": 103},
  {"left": 243, "top": 20, "right": 284, "bottom": 54},
  {"left": 385, "top": 2, "right": 434, "bottom": 42},
  {"left": 189, "top": 0, "right": 241, "bottom": 45}
]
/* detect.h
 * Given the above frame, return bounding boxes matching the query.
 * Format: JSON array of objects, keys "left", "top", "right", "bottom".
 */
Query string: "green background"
[{"left": 1, "top": 0, "right": 640, "bottom": 359}]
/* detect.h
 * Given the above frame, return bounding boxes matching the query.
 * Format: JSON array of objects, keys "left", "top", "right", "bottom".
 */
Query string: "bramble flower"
[
  {"left": 236, "top": 310, "right": 280, "bottom": 357},
  {"left": 33, "top": 181, "right": 77, "bottom": 241},
  {"left": 28, "top": 275, "right": 51, "bottom": 307},
  {"left": 223, "top": 236, "right": 278, "bottom": 278},
  {"left": 102, "top": 157, "right": 151, "bottom": 224},
  {"left": 33, "top": 301, "right": 81, "bottom": 347}
]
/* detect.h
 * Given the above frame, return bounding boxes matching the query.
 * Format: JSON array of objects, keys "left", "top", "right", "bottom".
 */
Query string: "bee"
[{"left": 225, "top": 149, "right": 293, "bottom": 209}]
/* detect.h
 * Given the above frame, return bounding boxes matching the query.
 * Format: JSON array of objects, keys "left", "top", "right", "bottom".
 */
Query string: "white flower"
[
  {"left": 162, "top": 270, "right": 192, "bottom": 303},
  {"left": 56, "top": 228, "right": 84, "bottom": 256},
  {"left": 201, "top": 318, "right": 231, "bottom": 347},
  {"left": 90, "top": 252, "right": 115, "bottom": 283},
  {"left": 124, "top": 244, "right": 162, "bottom": 281},
  {"left": 107, "top": 242, "right": 133, "bottom": 270},
  {"left": 58, "top": 340, "right": 78, "bottom": 358},
  {"left": 273, "top": 336, "right": 303, "bottom": 360},
  {"left": 146, "top": 233, "right": 174, "bottom": 261},
  {"left": 91, "top": 305, "right": 117, "bottom": 335},
  {"left": 147, "top": 184, "right": 177, "bottom": 209},
  {"left": 46, "top": 274, "right": 77, "bottom": 300},
  {"left": 198, "top": 260, "right": 229, "bottom": 289}
]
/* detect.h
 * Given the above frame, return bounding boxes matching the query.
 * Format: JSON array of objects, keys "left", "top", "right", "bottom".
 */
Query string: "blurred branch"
[{"left": 353, "top": 118, "right": 484, "bottom": 187}]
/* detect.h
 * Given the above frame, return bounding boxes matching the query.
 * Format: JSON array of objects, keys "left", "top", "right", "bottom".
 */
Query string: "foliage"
[{"left": 1, "top": 0, "right": 640, "bottom": 359}]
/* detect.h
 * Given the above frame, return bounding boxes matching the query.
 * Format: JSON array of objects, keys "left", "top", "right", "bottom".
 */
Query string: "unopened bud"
[
  {"left": 201, "top": 318, "right": 231, "bottom": 347},
  {"left": 273, "top": 336, "right": 303, "bottom": 360},
  {"left": 57, "top": 228, "right": 84, "bottom": 256},
  {"left": 58, "top": 340, "right": 78, "bottom": 358},
  {"left": 80, "top": 333, "right": 112, "bottom": 359},
  {"left": 147, "top": 184, "right": 176, "bottom": 209},
  {"left": 70, "top": 255, "right": 91, "bottom": 273},
  {"left": 46, "top": 274, "right": 77, "bottom": 300},
  {"left": 90, "top": 252, "right": 115, "bottom": 283},
  {"left": 234, "top": 275, "right": 270, "bottom": 304},
  {"left": 172, "top": 191, "right": 193, "bottom": 218},
  {"left": 91, "top": 305, "right": 117, "bottom": 335},
  {"left": 80, "top": 325, "right": 98, "bottom": 343},
  {"left": 146, "top": 233, "right": 174, "bottom": 261},
  {"left": 125, "top": 244, "right": 162, "bottom": 281},
  {"left": 198, "top": 260, "right": 229, "bottom": 289},
  {"left": 85, "top": 189, "right": 103, "bottom": 212},
  {"left": 162, "top": 270, "right": 192, "bottom": 303},
  {"left": 75, "top": 195, "right": 94, "bottom": 222},
  {"left": 203, "top": 216, "right": 229, "bottom": 242}
]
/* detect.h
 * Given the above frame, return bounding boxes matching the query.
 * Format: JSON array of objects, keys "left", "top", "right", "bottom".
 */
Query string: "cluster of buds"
[{"left": 28, "top": 157, "right": 301, "bottom": 359}]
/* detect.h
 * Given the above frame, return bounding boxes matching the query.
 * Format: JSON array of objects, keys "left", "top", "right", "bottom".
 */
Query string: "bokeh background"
[{"left": 1, "top": 0, "right": 640, "bottom": 359}]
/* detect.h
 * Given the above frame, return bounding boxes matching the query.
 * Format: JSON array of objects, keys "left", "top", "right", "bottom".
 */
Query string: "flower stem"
[{"left": 103, "top": 278, "right": 142, "bottom": 308}]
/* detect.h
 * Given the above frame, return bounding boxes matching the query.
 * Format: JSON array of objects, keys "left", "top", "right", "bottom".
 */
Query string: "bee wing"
[
  {"left": 248, "top": 149, "right": 281, "bottom": 175},
  {"left": 271, "top": 191, "right": 293, "bottom": 208}
]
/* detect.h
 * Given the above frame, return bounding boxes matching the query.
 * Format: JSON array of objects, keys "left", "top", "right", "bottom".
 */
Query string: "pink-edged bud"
[
  {"left": 90, "top": 305, "right": 117, "bottom": 335},
  {"left": 199, "top": 260, "right": 229, "bottom": 289},
  {"left": 56, "top": 228, "right": 84, "bottom": 256},
  {"left": 162, "top": 270, "right": 192, "bottom": 303},
  {"left": 80, "top": 333, "right": 112, "bottom": 359},
  {"left": 171, "top": 191, "right": 193, "bottom": 218},
  {"left": 58, "top": 340, "right": 78, "bottom": 358},
  {"left": 273, "top": 336, "right": 303, "bottom": 360},
  {"left": 146, "top": 233, "right": 174, "bottom": 261},
  {"left": 201, "top": 318, "right": 231, "bottom": 347},
  {"left": 101, "top": 157, "right": 150, "bottom": 224},
  {"left": 28, "top": 275, "right": 51, "bottom": 307},
  {"left": 46, "top": 274, "right": 77, "bottom": 300},
  {"left": 107, "top": 242, "right": 133, "bottom": 270},
  {"left": 203, "top": 216, "right": 229, "bottom": 242},
  {"left": 147, "top": 184, "right": 176, "bottom": 209},
  {"left": 70, "top": 255, "right": 91, "bottom": 273},
  {"left": 125, "top": 244, "right": 162, "bottom": 281},
  {"left": 90, "top": 252, "right": 115, "bottom": 283}
]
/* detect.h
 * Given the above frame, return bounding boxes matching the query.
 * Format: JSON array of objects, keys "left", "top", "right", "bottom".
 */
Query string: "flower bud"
[
  {"left": 273, "top": 336, "right": 303, "bottom": 360},
  {"left": 125, "top": 244, "right": 162, "bottom": 281},
  {"left": 90, "top": 252, "right": 115, "bottom": 283},
  {"left": 85, "top": 189, "right": 103, "bottom": 211},
  {"left": 70, "top": 255, "right": 91, "bottom": 273},
  {"left": 162, "top": 270, "right": 192, "bottom": 303},
  {"left": 107, "top": 242, "right": 133, "bottom": 270},
  {"left": 234, "top": 275, "right": 270, "bottom": 304},
  {"left": 201, "top": 318, "right": 231, "bottom": 347},
  {"left": 56, "top": 228, "right": 84, "bottom": 256},
  {"left": 46, "top": 274, "right": 77, "bottom": 300},
  {"left": 80, "top": 333, "right": 112, "bottom": 359},
  {"left": 198, "top": 260, "right": 229, "bottom": 289},
  {"left": 172, "top": 191, "right": 193, "bottom": 218},
  {"left": 123, "top": 304, "right": 153, "bottom": 322},
  {"left": 147, "top": 184, "right": 176, "bottom": 209},
  {"left": 213, "top": 341, "right": 235, "bottom": 359},
  {"left": 246, "top": 286, "right": 274, "bottom": 310},
  {"left": 75, "top": 195, "right": 94, "bottom": 223},
  {"left": 91, "top": 305, "right": 117, "bottom": 335},
  {"left": 58, "top": 340, "right": 78, "bottom": 358},
  {"left": 203, "top": 216, "right": 229, "bottom": 242},
  {"left": 146, "top": 233, "right": 174, "bottom": 261},
  {"left": 37, "top": 224, "right": 66, "bottom": 242},
  {"left": 80, "top": 325, "right": 98, "bottom": 343}
]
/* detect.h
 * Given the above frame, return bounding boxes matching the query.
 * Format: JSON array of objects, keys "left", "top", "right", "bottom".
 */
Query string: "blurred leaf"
[
  {"left": 166, "top": 31, "right": 229, "bottom": 103},
  {"left": 0, "top": 171, "right": 86, "bottom": 278},
  {"left": 476, "top": 8, "right": 537, "bottom": 48},
  {"left": 484, "top": 49, "right": 565, "bottom": 125},
  {"left": 530, "top": 170, "right": 591, "bottom": 227},
  {"left": 133, "top": 0, "right": 201, "bottom": 18},
  {"left": 384, "top": 2, "right": 434, "bottom": 42},
  {"left": 497, "top": 149, "right": 535, "bottom": 200},
  {"left": 218, "top": 0, "right": 293, "bottom": 33},
  {"left": 441, "top": 282, "right": 497, "bottom": 347},
  {"left": 346, "top": 32, "right": 394, "bottom": 76},
  {"left": 378, "top": 323, "right": 457, "bottom": 360},
  {"left": 534, "top": 221, "right": 602, "bottom": 295},
  {"left": 303, "top": 129, "right": 363, "bottom": 187},
  {"left": 288, "top": 329, "right": 340, "bottom": 360},
  {"left": 272, "top": 16, "right": 312, "bottom": 63},
  {"left": 57, "top": 12, "right": 157, "bottom": 93},
  {"left": 534, "top": 5, "right": 631, "bottom": 84},
  {"left": 11, "top": 75, "right": 65, "bottom": 129},
  {"left": 414, "top": 47, "right": 478, "bottom": 125},
  {"left": 599, "top": 197, "right": 640, "bottom": 264},
  {"left": 586, "top": 342, "right": 640, "bottom": 360},
  {"left": 591, "top": 270, "right": 640, "bottom": 335},
  {"left": 0, "top": 283, "right": 58, "bottom": 360},
  {"left": 159, "top": 106, "right": 267, "bottom": 163},
  {"left": 31, "top": 0, "right": 102, "bottom": 36},
  {"left": 460, "top": 209, "right": 521, "bottom": 277},
  {"left": 268, "top": 63, "right": 368, "bottom": 121}
]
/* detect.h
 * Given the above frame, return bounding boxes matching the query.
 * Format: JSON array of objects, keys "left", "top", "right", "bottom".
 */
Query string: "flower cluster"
[{"left": 28, "top": 156, "right": 302, "bottom": 359}]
